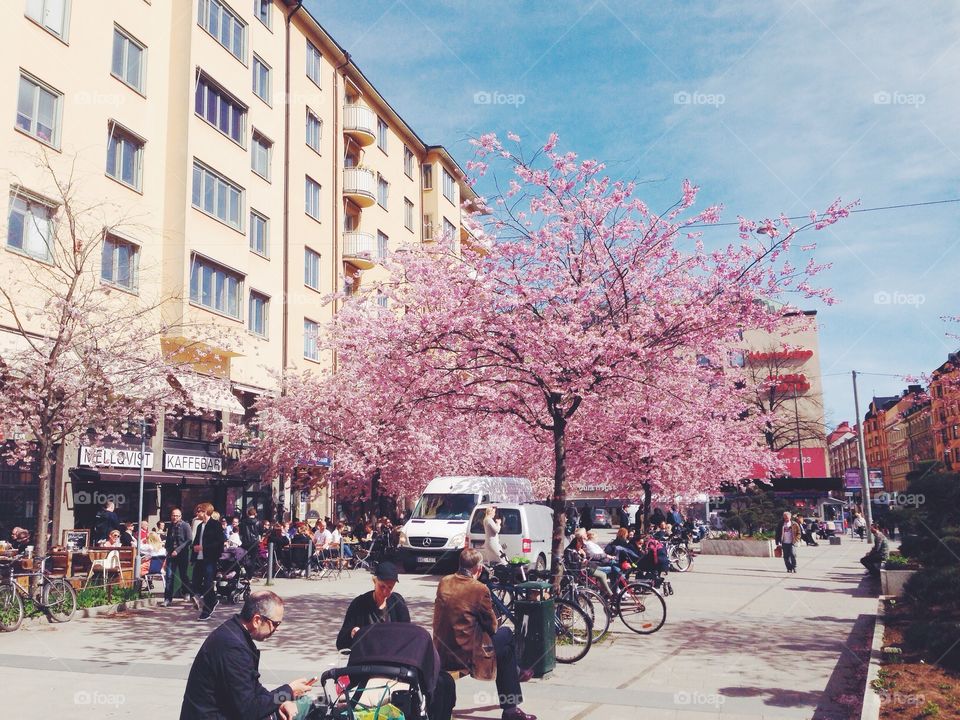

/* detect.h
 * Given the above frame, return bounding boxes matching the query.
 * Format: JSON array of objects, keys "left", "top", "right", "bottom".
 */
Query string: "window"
[
  {"left": 376, "top": 294, "right": 389, "bottom": 309},
  {"left": 306, "top": 40, "right": 322, "bottom": 86},
  {"left": 306, "top": 109, "right": 321, "bottom": 152},
  {"left": 164, "top": 411, "right": 220, "bottom": 442},
  {"left": 442, "top": 167, "right": 455, "bottom": 203},
  {"left": 377, "top": 231, "right": 388, "bottom": 260},
  {"left": 248, "top": 291, "right": 268, "bottom": 337},
  {"left": 423, "top": 214, "right": 434, "bottom": 239},
  {"left": 198, "top": 0, "right": 246, "bottom": 61},
  {"left": 251, "top": 130, "right": 272, "bottom": 180},
  {"left": 254, "top": 0, "right": 271, "bottom": 28},
  {"left": 101, "top": 235, "right": 139, "bottom": 291},
  {"left": 422, "top": 163, "right": 433, "bottom": 190},
  {"left": 106, "top": 123, "right": 144, "bottom": 191},
  {"left": 192, "top": 161, "right": 244, "bottom": 230},
  {"left": 190, "top": 254, "right": 243, "bottom": 318},
  {"left": 111, "top": 27, "right": 145, "bottom": 92},
  {"left": 304, "top": 247, "right": 320, "bottom": 289},
  {"left": 305, "top": 176, "right": 321, "bottom": 220},
  {"left": 15, "top": 73, "right": 61, "bottom": 147},
  {"left": 7, "top": 191, "right": 54, "bottom": 261},
  {"left": 249, "top": 210, "right": 268, "bottom": 256},
  {"left": 403, "top": 146, "right": 414, "bottom": 178},
  {"left": 251, "top": 55, "right": 271, "bottom": 103},
  {"left": 404, "top": 197, "right": 414, "bottom": 231},
  {"left": 377, "top": 174, "right": 389, "bottom": 209},
  {"left": 25, "top": 0, "right": 69, "bottom": 38},
  {"left": 377, "top": 117, "right": 388, "bottom": 152},
  {"left": 303, "top": 319, "right": 320, "bottom": 361},
  {"left": 443, "top": 218, "right": 456, "bottom": 240},
  {"left": 194, "top": 74, "right": 246, "bottom": 143}
]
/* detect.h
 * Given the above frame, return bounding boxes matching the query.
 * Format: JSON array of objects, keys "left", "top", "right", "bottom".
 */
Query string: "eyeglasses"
[{"left": 259, "top": 615, "right": 281, "bottom": 630}]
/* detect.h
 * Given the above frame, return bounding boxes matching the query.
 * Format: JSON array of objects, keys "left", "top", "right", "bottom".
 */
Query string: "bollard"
[{"left": 266, "top": 543, "right": 274, "bottom": 586}]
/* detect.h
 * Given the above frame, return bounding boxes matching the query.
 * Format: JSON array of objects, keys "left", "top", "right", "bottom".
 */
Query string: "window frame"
[
  {"left": 191, "top": 160, "right": 245, "bottom": 232},
  {"left": 189, "top": 252, "right": 245, "bottom": 320},
  {"left": 443, "top": 217, "right": 456, "bottom": 241},
  {"left": 197, "top": 0, "right": 247, "bottom": 62},
  {"left": 305, "top": 108, "right": 322, "bottom": 154},
  {"left": 376, "top": 230, "right": 388, "bottom": 260},
  {"left": 442, "top": 167, "right": 456, "bottom": 203},
  {"left": 105, "top": 121, "right": 145, "bottom": 192},
  {"left": 377, "top": 174, "right": 389, "bottom": 210},
  {"left": 306, "top": 40, "right": 322, "bottom": 87},
  {"left": 100, "top": 233, "right": 140, "bottom": 293},
  {"left": 403, "top": 146, "right": 414, "bottom": 178},
  {"left": 304, "top": 247, "right": 321, "bottom": 290},
  {"left": 252, "top": 54, "right": 271, "bottom": 104},
  {"left": 404, "top": 197, "right": 414, "bottom": 232},
  {"left": 377, "top": 116, "right": 388, "bottom": 153},
  {"left": 303, "top": 318, "right": 320, "bottom": 361},
  {"left": 111, "top": 25, "right": 147, "bottom": 94},
  {"left": 248, "top": 289, "right": 269, "bottom": 338},
  {"left": 249, "top": 209, "right": 269, "bottom": 257},
  {"left": 24, "top": 0, "right": 70, "bottom": 40},
  {"left": 194, "top": 72, "right": 247, "bottom": 146},
  {"left": 15, "top": 72, "right": 62, "bottom": 149},
  {"left": 254, "top": 0, "right": 272, "bottom": 29},
  {"left": 251, "top": 129, "right": 272, "bottom": 181},
  {"left": 6, "top": 189, "right": 56, "bottom": 263},
  {"left": 305, "top": 175, "right": 321, "bottom": 221},
  {"left": 422, "top": 163, "right": 433, "bottom": 190}
]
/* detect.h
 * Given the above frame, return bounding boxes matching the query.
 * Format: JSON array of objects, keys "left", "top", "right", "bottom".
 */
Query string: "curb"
[{"left": 860, "top": 597, "right": 888, "bottom": 720}]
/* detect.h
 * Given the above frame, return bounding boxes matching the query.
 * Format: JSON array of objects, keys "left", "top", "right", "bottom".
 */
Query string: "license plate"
[{"left": 417, "top": 556, "right": 433, "bottom": 563}]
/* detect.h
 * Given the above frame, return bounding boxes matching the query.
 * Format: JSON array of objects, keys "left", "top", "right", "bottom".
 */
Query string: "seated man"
[
  {"left": 180, "top": 590, "right": 313, "bottom": 720},
  {"left": 336, "top": 561, "right": 410, "bottom": 649},
  {"left": 860, "top": 523, "right": 890, "bottom": 576},
  {"left": 434, "top": 549, "right": 535, "bottom": 720},
  {"left": 10, "top": 527, "right": 32, "bottom": 553}
]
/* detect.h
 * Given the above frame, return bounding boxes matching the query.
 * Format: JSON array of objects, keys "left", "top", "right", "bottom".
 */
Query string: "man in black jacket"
[
  {"left": 336, "top": 561, "right": 410, "bottom": 650},
  {"left": 164, "top": 507, "right": 194, "bottom": 607},
  {"left": 193, "top": 502, "right": 226, "bottom": 620},
  {"left": 92, "top": 500, "right": 120, "bottom": 545},
  {"left": 180, "top": 590, "right": 313, "bottom": 720}
]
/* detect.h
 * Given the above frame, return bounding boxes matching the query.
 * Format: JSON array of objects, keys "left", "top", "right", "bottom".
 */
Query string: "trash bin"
[{"left": 513, "top": 580, "right": 555, "bottom": 677}]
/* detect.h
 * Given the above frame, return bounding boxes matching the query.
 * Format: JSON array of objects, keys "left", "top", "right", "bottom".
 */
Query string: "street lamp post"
[
  {"left": 851, "top": 371, "right": 873, "bottom": 528},
  {"left": 792, "top": 390, "right": 804, "bottom": 479}
]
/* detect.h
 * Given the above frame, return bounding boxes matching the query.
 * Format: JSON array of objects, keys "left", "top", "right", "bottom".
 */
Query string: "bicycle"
[
  {"left": 573, "top": 561, "right": 667, "bottom": 635},
  {"left": 0, "top": 554, "right": 78, "bottom": 632},
  {"left": 484, "top": 564, "right": 594, "bottom": 664},
  {"left": 667, "top": 530, "right": 695, "bottom": 572}
]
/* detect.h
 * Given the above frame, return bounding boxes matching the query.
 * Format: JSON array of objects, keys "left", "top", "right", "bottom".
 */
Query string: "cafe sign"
[
  {"left": 79, "top": 446, "right": 154, "bottom": 469},
  {"left": 163, "top": 452, "right": 223, "bottom": 473}
]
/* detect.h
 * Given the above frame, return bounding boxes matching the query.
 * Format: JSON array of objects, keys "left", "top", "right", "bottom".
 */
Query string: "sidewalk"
[{"left": 0, "top": 535, "right": 879, "bottom": 719}]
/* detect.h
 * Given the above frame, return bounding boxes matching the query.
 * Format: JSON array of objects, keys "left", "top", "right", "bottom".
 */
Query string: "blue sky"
[{"left": 308, "top": 0, "right": 960, "bottom": 427}]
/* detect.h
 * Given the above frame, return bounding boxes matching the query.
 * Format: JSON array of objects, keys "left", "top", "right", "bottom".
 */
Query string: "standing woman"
[{"left": 481, "top": 507, "right": 506, "bottom": 565}]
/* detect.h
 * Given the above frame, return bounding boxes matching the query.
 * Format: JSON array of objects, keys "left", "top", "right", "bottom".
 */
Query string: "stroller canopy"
[{"left": 349, "top": 623, "right": 440, "bottom": 694}]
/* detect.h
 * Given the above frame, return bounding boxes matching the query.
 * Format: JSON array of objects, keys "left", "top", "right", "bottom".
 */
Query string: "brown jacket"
[
  {"left": 432, "top": 572, "right": 497, "bottom": 681},
  {"left": 775, "top": 521, "right": 803, "bottom": 546}
]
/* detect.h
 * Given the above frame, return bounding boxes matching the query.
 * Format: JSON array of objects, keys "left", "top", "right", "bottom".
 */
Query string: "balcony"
[
  {"left": 343, "top": 104, "right": 376, "bottom": 146},
  {"left": 343, "top": 167, "right": 376, "bottom": 208},
  {"left": 342, "top": 231, "right": 377, "bottom": 270}
]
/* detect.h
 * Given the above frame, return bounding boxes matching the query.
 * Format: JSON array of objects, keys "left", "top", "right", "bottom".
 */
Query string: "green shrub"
[
  {"left": 904, "top": 566, "right": 960, "bottom": 611},
  {"left": 904, "top": 620, "right": 960, "bottom": 671}
]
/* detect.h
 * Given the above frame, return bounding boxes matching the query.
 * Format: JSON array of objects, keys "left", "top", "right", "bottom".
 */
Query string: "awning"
[
  {"left": 170, "top": 371, "right": 246, "bottom": 415},
  {"left": 70, "top": 467, "right": 211, "bottom": 486},
  {"left": 232, "top": 380, "right": 279, "bottom": 398}
]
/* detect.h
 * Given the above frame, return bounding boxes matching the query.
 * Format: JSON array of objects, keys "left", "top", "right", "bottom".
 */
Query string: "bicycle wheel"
[
  {"left": 491, "top": 586, "right": 514, "bottom": 628},
  {"left": 40, "top": 578, "right": 77, "bottom": 623},
  {"left": 0, "top": 584, "right": 24, "bottom": 632},
  {"left": 553, "top": 598, "right": 592, "bottom": 663},
  {"left": 669, "top": 545, "right": 691, "bottom": 572},
  {"left": 617, "top": 582, "right": 666, "bottom": 634},
  {"left": 575, "top": 587, "right": 611, "bottom": 642}
]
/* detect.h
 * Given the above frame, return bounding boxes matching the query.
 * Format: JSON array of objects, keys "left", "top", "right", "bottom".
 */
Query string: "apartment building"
[
  {"left": 0, "top": 0, "right": 476, "bottom": 536},
  {"left": 930, "top": 352, "right": 960, "bottom": 472},
  {"left": 827, "top": 421, "right": 858, "bottom": 480}
]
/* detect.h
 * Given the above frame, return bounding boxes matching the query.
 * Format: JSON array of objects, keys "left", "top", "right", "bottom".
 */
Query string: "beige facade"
[{"left": 0, "top": 0, "right": 475, "bottom": 535}]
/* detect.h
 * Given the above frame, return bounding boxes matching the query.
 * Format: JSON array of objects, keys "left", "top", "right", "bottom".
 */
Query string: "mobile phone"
[{"left": 306, "top": 676, "right": 318, "bottom": 686}]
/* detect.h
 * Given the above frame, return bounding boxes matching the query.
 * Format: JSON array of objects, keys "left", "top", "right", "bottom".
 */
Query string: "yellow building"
[{"left": 0, "top": 0, "right": 476, "bottom": 536}]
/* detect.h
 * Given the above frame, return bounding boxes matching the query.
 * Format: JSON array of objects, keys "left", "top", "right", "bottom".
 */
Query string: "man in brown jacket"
[
  {"left": 775, "top": 511, "right": 803, "bottom": 573},
  {"left": 433, "top": 548, "right": 535, "bottom": 720}
]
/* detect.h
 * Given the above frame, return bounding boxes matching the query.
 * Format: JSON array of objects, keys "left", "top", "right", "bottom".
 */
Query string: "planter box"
[
  {"left": 701, "top": 538, "right": 776, "bottom": 557},
  {"left": 880, "top": 567, "right": 918, "bottom": 597}
]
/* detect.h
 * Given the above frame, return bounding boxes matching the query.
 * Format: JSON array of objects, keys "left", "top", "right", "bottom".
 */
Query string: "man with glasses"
[
  {"left": 180, "top": 590, "right": 314, "bottom": 719},
  {"left": 163, "top": 508, "right": 194, "bottom": 607}
]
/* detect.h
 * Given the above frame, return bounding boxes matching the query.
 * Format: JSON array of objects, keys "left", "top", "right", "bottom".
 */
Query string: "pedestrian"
[
  {"left": 433, "top": 548, "right": 535, "bottom": 720},
  {"left": 179, "top": 590, "right": 313, "bottom": 719},
  {"left": 650, "top": 506, "right": 666, "bottom": 528},
  {"left": 633, "top": 504, "right": 644, "bottom": 534},
  {"left": 775, "top": 511, "right": 802, "bottom": 573},
  {"left": 667, "top": 504, "right": 684, "bottom": 529},
  {"left": 581, "top": 505, "right": 593, "bottom": 531},
  {"left": 164, "top": 507, "right": 193, "bottom": 607},
  {"left": 565, "top": 503, "right": 579, "bottom": 536},
  {"left": 192, "top": 503, "right": 226, "bottom": 620},
  {"left": 481, "top": 506, "right": 506, "bottom": 565}
]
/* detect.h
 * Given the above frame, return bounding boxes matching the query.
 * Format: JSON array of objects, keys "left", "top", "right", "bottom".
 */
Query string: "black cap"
[{"left": 375, "top": 561, "right": 399, "bottom": 581}]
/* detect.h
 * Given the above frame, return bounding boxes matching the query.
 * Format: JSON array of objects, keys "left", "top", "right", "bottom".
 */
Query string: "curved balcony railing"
[
  {"left": 343, "top": 104, "right": 376, "bottom": 146},
  {"left": 342, "top": 231, "right": 377, "bottom": 269},
  {"left": 343, "top": 167, "right": 376, "bottom": 208}
]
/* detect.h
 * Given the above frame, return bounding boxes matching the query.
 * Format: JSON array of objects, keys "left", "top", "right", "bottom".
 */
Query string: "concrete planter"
[
  {"left": 880, "top": 567, "right": 918, "bottom": 597},
  {"left": 701, "top": 538, "right": 776, "bottom": 557}
]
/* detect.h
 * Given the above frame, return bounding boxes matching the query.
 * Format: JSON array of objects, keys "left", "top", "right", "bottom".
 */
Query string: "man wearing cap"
[{"left": 336, "top": 561, "right": 410, "bottom": 649}]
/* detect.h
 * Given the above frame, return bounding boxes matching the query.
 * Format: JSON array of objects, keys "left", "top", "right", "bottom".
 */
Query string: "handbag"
[{"left": 774, "top": 545, "right": 783, "bottom": 558}]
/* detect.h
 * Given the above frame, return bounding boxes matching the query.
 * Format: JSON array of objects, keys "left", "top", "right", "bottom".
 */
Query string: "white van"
[
  {"left": 467, "top": 502, "right": 554, "bottom": 572},
  {"left": 398, "top": 476, "right": 534, "bottom": 571}
]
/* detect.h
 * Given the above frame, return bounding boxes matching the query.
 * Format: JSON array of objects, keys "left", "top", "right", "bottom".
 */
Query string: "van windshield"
[{"left": 412, "top": 493, "right": 476, "bottom": 520}]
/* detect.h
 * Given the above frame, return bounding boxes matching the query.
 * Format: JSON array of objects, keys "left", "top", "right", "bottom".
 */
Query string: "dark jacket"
[
  {"left": 180, "top": 614, "right": 293, "bottom": 720},
  {"left": 92, "top": 509, "right": 120, "bottom": 544},
  {"left": 239, "top": 516, "right": 260, "bottom": 548},
  {"left": 166, "top": 520, "right": 194, "bottom": 557},
  {"left": 433, "top": 573, "right": 497, "bottom": 681},
  {"left": 193, "top": 518, "right": 226, "bottom": 563},
  {"left": 336, "top": 590, "right": 411, "bottom": 650}
]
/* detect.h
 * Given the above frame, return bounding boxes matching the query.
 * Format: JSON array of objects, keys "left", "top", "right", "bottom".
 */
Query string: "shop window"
[{"left": 164, "top": 411, "right": 220, "bottom": 442}]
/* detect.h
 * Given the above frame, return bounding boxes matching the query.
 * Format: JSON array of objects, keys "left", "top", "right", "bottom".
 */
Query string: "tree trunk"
[
  {"left": 34, "top": 441, "right": 53, "bottom": 561},
  {"left": 549, "top": 414, "right": 567, "bottom": 592},
  {"left": 642, "top": 480, "right": 652, "bottom": 533}
]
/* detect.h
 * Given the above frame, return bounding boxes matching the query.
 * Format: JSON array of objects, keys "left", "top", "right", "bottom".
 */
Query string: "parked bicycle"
[
  {"left": 565, "top": 559, "right": 667, "bottom": 636},
  {"left": 0, "top": 554, "right": 78, "bottom": 632},
  {"left": 667, "top": 529, "right": 695, "bottom": 572}
]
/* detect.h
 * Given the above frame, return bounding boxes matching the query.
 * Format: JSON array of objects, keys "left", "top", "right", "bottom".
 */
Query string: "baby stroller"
[
  {"left": 306, "top": 623, "right": 449, "bottom": 720},
  {"left": 215, "top": 546, "right": 251, "bottom": 604}
]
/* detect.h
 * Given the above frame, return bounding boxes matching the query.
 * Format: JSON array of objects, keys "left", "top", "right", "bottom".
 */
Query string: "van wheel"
[{"left": 535, "top": 554, "right": 547, "bottom": 573}]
